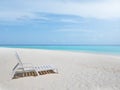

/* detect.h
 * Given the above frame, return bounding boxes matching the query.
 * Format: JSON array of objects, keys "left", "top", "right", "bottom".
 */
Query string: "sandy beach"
[{"left": 0, "top": 47, "right": 120, "bottom": 90}]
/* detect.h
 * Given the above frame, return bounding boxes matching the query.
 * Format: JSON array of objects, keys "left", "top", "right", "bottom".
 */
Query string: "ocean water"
[{"left": 1, "top": 45, "right": 120, "bottom": 55}]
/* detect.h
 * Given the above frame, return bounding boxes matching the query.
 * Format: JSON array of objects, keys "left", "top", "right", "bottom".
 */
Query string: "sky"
[{"left": 0, "top": 0, "right": 120, "bottom": 45}]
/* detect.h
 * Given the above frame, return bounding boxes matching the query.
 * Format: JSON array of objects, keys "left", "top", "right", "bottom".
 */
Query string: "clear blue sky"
[{"left": 0, "top": 0, "right": 120, "bottom": 45}]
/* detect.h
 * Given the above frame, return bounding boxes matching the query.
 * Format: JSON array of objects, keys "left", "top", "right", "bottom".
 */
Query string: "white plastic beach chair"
[{"left": 11, "top": 52, "right": 58, "bottom": 79}]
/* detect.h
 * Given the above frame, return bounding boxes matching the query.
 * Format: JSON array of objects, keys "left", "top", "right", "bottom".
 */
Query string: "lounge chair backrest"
[
  {"left": 15, "top": 52, "right": 24, "bottom": 69},
  {"left": 15, "top": 52, "right": 23, "bottom": 65}
]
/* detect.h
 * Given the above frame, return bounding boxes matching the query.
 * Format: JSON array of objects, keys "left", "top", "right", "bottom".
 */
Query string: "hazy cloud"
[{"left": 0, "top": 0, "right": 120, "bottom": 21}]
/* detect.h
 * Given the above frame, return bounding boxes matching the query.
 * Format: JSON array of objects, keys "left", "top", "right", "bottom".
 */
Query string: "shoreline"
[{"left": 0, "top": 47, "right": 120, "bottom": 58}]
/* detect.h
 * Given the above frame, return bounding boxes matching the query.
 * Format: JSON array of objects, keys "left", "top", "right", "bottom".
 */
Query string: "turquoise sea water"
[{"left": 1, "top": 45, "right": 120, "bottom": 55}]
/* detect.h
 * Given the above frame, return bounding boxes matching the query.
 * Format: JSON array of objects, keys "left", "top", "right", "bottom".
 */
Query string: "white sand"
[{"left": 0, "top": 48, "right": 120, "bottom": 90}]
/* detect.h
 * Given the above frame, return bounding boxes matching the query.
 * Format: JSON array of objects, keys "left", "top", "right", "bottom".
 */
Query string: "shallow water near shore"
[{"left": 1, "top": 45, "right": 120, "bottom": 55}]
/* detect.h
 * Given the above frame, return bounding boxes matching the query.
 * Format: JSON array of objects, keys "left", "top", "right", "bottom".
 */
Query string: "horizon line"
[{"left": 0, "top": 44, "right": 120, "bottom": 46}]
